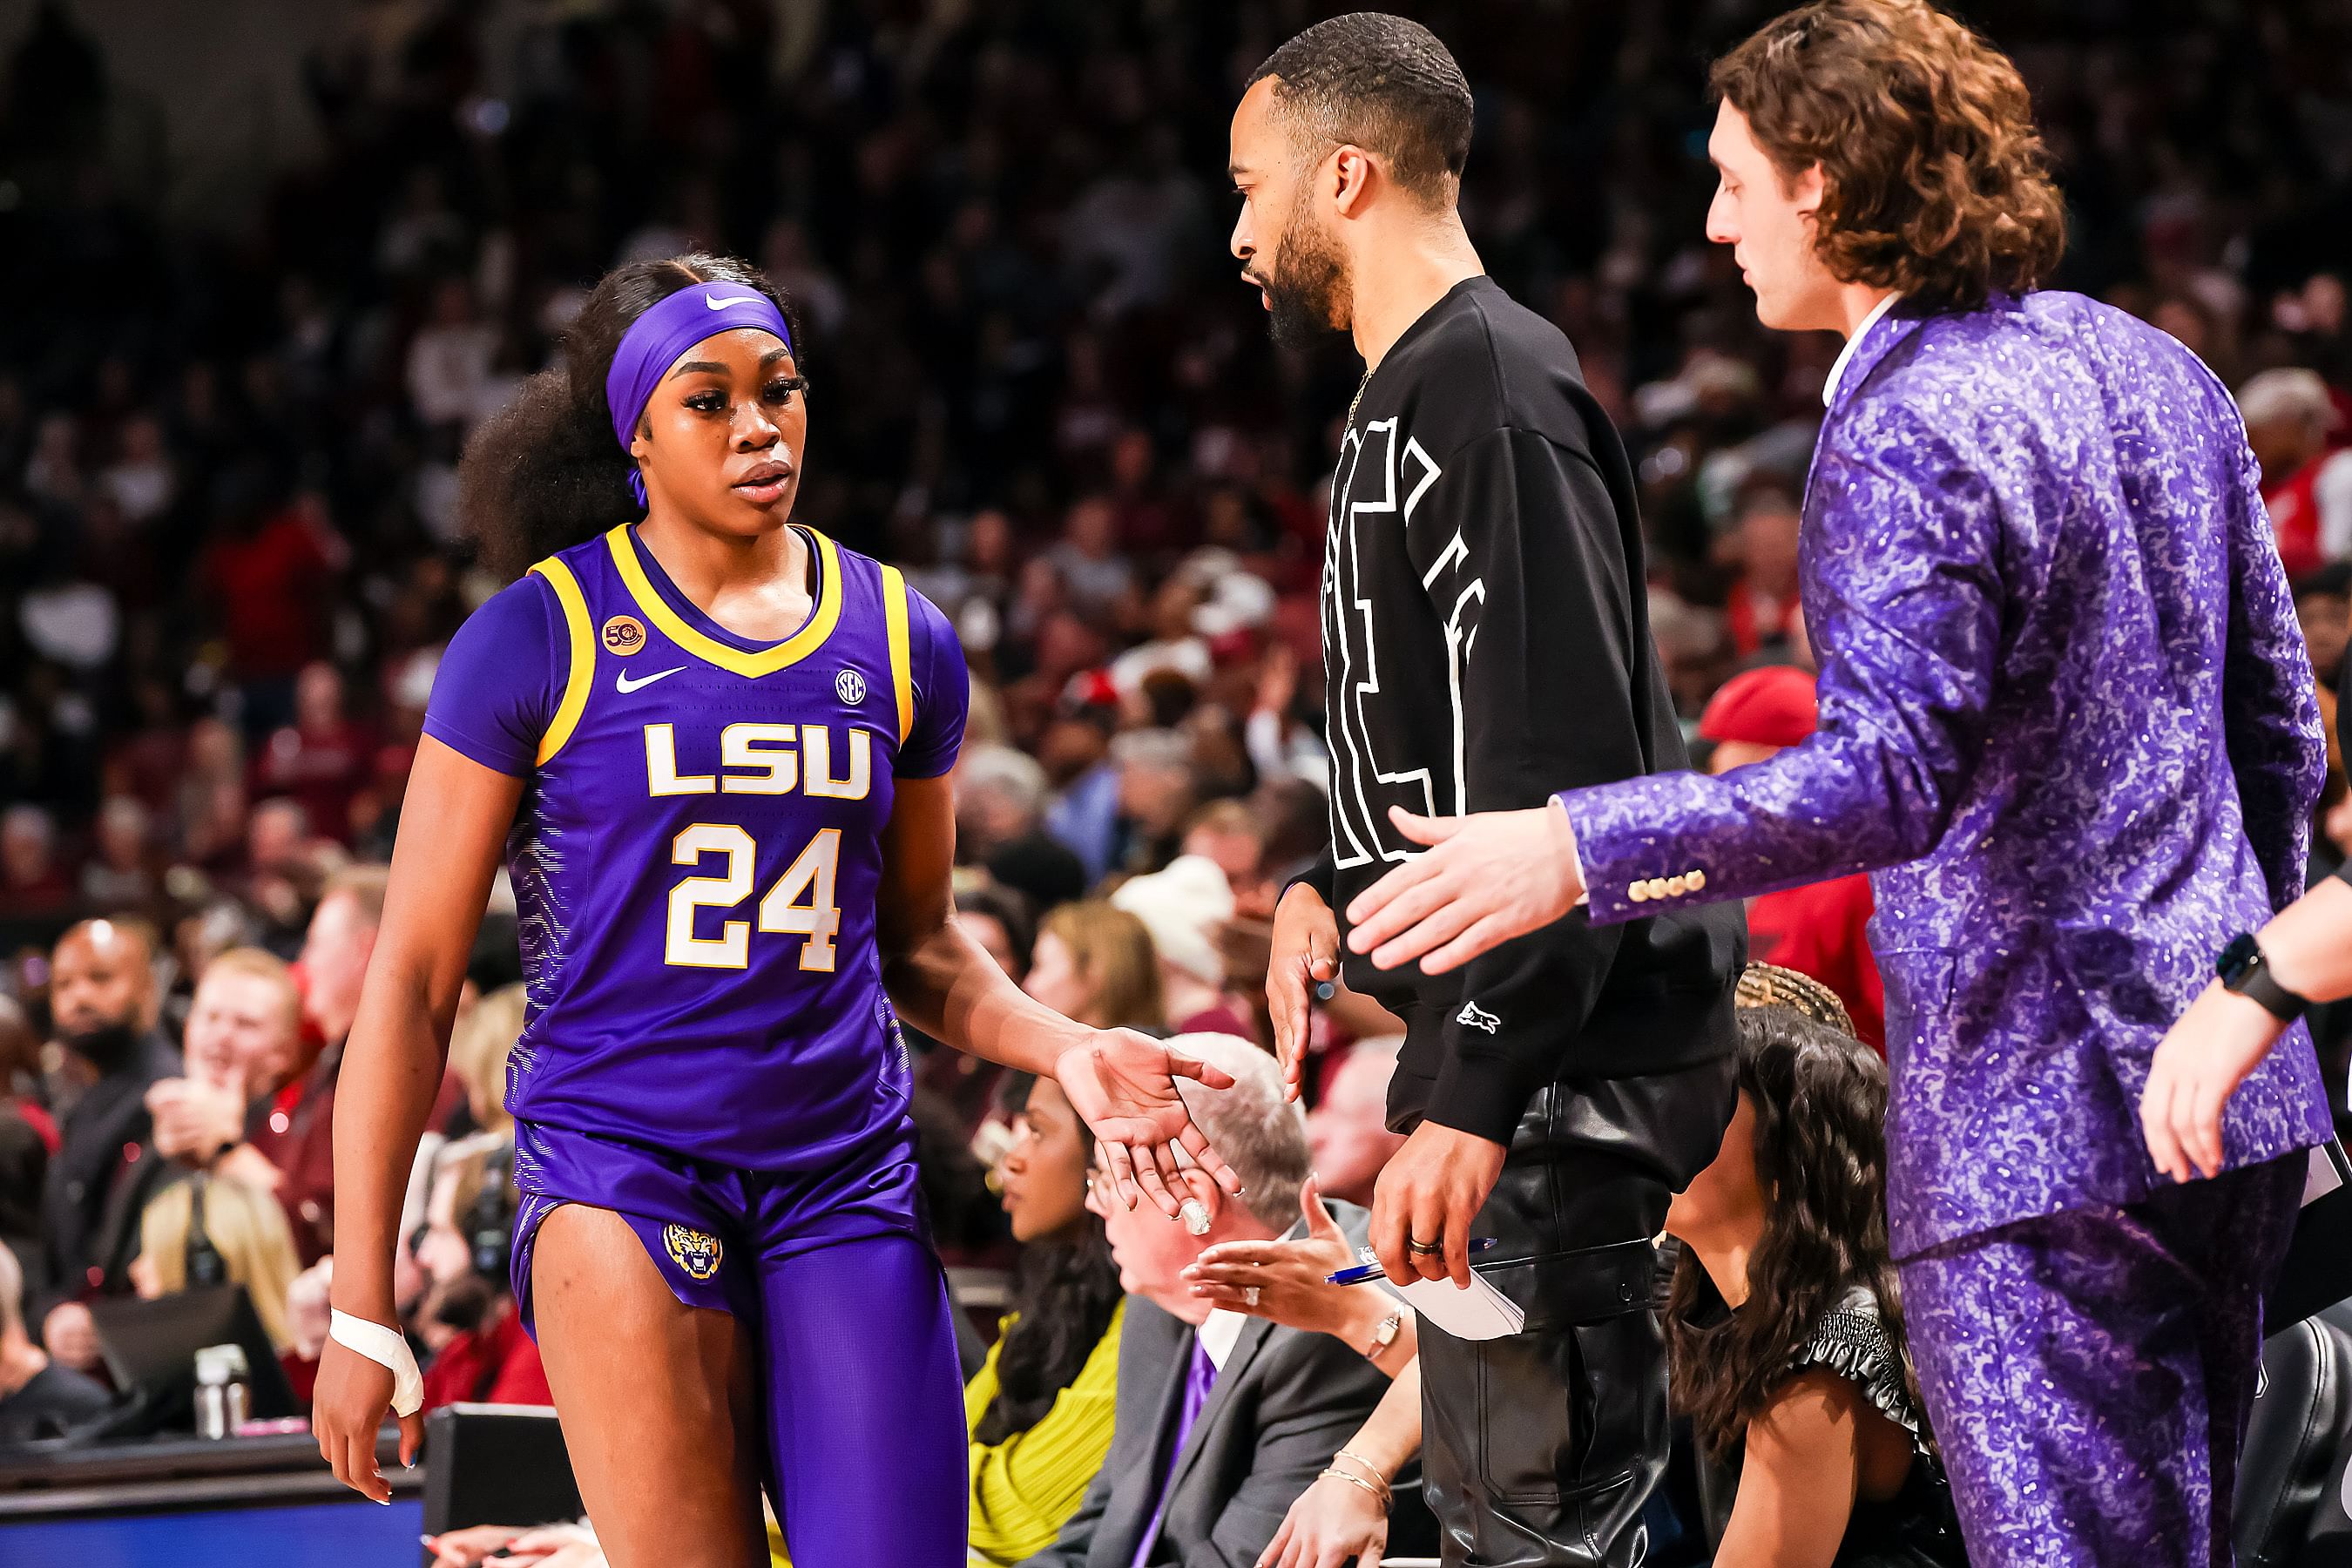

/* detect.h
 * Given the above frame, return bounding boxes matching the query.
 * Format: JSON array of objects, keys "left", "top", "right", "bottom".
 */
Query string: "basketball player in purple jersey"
[{"left": 311, "top": 254, "right": 1241, "bottom": 1568}]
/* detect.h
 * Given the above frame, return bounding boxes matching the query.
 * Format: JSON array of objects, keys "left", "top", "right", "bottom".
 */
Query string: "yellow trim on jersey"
[
  {"left": 879, "top": 564, "right": 916, "bottom": 743},
  {"left": 604, "top": 524, "right": 844, "bottom": 678},
  {"left": 529, "top": 557, "right": 597, "bottom": 765}
]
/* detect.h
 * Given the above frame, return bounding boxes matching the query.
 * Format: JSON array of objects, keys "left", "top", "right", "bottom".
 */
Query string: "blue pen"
[{"left": 1327, "top": 1237, "right": 1499, "bottom": 1285}]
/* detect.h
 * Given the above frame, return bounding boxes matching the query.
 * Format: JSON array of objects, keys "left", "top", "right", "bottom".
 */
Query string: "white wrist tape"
[{"left": 329, "top": 1309, "right": 424, "bottom": 1417}]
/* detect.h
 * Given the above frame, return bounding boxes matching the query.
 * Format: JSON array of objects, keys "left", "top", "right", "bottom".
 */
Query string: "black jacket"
[
  {"left": 36, "top": 1029, "right": 180, "bottom": 1324},
  {"left": 1301, "top": 277, "right": 1742, "bottom": 1143}
]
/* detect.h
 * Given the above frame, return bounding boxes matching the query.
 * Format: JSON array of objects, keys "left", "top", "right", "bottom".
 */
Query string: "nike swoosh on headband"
[
  {"left": 615, "top": 665, "right": 688, "bottom": 693},
  {"left": 706, "top": 293, "right": 763, "bottom": 310}
]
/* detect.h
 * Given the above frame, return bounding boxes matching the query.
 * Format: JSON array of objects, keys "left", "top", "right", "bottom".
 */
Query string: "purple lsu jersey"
[{"left": 423, "top": 523, "right": 966, "bottom": 1170}]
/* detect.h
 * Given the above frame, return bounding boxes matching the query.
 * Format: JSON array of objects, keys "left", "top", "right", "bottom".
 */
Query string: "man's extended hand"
[
  {"left": 1369, "top": 1121, "right": 1507, "bottom": 1288},
  {"left": 1056, "top": 1030, "right": 1244, "bottom": 1219},
  {"left": 1267, "top": 882, "right": 1340, "bottom": 1103},
  {"left": 1347, "top": 804, "right": 1585, "bottom": 973}
]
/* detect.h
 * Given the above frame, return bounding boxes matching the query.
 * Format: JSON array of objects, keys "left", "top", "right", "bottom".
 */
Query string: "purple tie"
[{"left": 1131, "top": 1335, "right": 1220, "bottom": 1568}]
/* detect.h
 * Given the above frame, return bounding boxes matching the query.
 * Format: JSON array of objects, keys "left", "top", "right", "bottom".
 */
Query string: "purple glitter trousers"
[{"left": 1900, "top": 1154, "right": 2306, "bottom": 1568}]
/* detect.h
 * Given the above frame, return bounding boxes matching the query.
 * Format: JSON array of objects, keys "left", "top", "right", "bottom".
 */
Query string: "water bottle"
[{"left": 193, "top": 1343, "right": 251, "bottom": 1439}]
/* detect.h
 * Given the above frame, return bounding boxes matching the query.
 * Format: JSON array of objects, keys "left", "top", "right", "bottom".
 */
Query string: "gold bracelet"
[
  {"left": 1332, "top": 1450, "right": 1390, "bottom": 1490},
  {"left": 1318, "top": 1466, "right": 1392, "bottom": 1509}
]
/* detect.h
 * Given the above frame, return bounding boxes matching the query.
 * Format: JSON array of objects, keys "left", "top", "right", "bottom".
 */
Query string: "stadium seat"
[{"left": 2237, "top": 1306, "right": 2352, "bottom": 1565}]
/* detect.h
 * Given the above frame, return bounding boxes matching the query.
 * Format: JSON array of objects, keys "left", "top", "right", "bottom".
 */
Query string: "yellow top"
[
  {"left": 965, "top": 1299, "right": 1126, "bottom": 1567},
  {"left": 764, "top": 1300, "right": 1125, "bottom": 1567}
]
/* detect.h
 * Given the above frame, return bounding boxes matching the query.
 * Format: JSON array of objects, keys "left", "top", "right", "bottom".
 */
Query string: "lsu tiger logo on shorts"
[
  {"left": 663, "top": 1223, "right": 724, "bottom": 1281},
  {"left": 602, "top": 614, "right": 647, "bottom": 655}
]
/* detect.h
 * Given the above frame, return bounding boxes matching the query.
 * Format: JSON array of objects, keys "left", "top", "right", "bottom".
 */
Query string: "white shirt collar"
[
  {"left": 1197, "top": 1308, "right": 1245, "bottom": 1369},
  {"left": 1821, "top": 293, "right": 1902, "bottom": 408}
]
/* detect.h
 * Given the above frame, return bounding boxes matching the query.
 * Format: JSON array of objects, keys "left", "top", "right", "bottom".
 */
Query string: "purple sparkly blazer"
[{"left": 1558, "top": 291, "right": 2334, "bottom": 1259}]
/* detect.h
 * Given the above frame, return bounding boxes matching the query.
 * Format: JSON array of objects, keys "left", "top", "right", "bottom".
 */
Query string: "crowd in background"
[{"left": 3, "top": 0, "right": 2352, "bottom": 1556}]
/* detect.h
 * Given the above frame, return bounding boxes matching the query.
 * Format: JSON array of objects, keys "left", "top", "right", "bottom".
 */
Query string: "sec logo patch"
[
  {"left": 836, "top": 669, "right": 868, "bottom": 705},
  {"left": 602, "top": 615, "right": 647, "bottom": 655},
  {"left": 662, "top": 1223, "right": 724, "bottom": 1281}
]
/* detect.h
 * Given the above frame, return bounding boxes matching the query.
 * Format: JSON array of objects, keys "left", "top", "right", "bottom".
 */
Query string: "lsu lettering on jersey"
[{"left": 422, "top": 523, "right": 968, "bottom": 1169}]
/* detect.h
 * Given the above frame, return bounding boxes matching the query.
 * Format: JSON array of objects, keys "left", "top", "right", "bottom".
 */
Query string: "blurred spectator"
[
  {"left": 36, "top": 917, "right": 180, "bottom": 1369},
  {"left": 2240, "top": 368, "right": 2352, "bottom": 581},
  {"left": 1110, "top": 855, "right": 1254, "bottom": 1041},
  {"left": 128, "top": 1171, "right": 302, "bottom": 1354},
  {"left": 917, "top": 883, "right": 1038, "bottom": 1133},
  {"left": 955, "top": 883, "right": 1035, "bottom": 985},
  {"left": 145, "top": 948, "right": 301, "bottom": 1193},
  {"left": 411, "top": 1136, "right": 551, "bottom": 1411},
  {"left": 198, "top": 478, "right": 341, "bottom": 733},
  {"left": 967, "top": 1072, "right": 1125, "bottom": 1565},
  {"left": 956, "top": 743, "right": 1088, "bottom": 912},
  {"left": 1701, "top": 668, "right": 1885, "bottom": 1050},
  {"left": 1303, "top": 1036, "right": 1409, "bottom": 1209},
  {"left": 1109, "top": 727, "right": 1199, "bottom": 874},
  {"left": 446, "top": 983, "right": 525, "bottom": 1141},
  {"left": 1023, "top": 902, "right": 1165, "bottom": 1034},
  {"left": 1181, "top": 799, "right": 1270, "bottom": 902},
  {"left": 0, "top": 994, "right": 53, "bottom": 1153},
  {"left": 1044, "top": 497, "right": 1137, "bottom": 622},
  {"left": 249, "top": 865, "right": 459, "bottom": 1262},
  {"left": 78, "top": 796, "right": 156, "bottom": 912},
  {"left": 0, "top": 1239, "right": 110, "bottom": 1446},
  {"left": 250, "top": 662, "right": 375, "bottom": 844},
  {"left": 1, "top": 805, "right": 71, "bottom": 934},
  {"left": 1721, "top": 484, "right": 1803, "bottom": 659},
  {"left": 2296, "top": 564, "right": 2352, "bottom": 695}
]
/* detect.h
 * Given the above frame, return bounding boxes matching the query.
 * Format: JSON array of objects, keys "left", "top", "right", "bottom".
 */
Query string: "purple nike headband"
[{"left": 605, "top": 282, "right": 794, "bottom": 505}]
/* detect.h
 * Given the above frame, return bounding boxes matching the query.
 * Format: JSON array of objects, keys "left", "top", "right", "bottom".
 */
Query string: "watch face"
[{"left": 2218, "top": 932, "right": 2261, "bottom": 984}]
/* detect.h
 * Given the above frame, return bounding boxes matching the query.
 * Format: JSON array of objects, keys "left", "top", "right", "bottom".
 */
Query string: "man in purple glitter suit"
[{"left": 1333, "top": 3, "right": 2335, "bottom": 1564}]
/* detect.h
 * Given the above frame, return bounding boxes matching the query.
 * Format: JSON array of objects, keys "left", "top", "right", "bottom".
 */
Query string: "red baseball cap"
[{"left": 1699, "top": 665, "right": 1818, "bottom": 748}]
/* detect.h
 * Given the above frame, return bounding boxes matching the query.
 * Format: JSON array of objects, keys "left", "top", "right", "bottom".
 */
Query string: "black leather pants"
[{"left": 1418, "top": 1057, "right": 1738, "bottom": 1567}]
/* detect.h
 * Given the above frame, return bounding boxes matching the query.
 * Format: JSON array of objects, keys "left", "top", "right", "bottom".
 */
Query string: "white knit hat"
[{"left": 1111, "top": 854, "right": 1234, "bottom": 987}]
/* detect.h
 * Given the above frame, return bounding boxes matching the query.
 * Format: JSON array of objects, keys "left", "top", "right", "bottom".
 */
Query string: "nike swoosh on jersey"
[
  {"left": 615, "top": 665, "right": 688, "bottom": 693},
  {"left": 706, "top": 293, "right": 761, "bottom": 310}
]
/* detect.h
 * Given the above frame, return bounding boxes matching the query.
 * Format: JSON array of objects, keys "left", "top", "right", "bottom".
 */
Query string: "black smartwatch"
[{"left": 2216, "top": 932, "right": 2310, "bottom": 1023}]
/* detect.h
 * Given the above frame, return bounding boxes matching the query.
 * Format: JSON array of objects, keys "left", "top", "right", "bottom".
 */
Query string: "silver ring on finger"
[{"left": 1244, "top": 1285, "right": 1261, "bottom": 1308}]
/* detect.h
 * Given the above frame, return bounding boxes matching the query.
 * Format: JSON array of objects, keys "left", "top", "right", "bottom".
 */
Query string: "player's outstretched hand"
[
  {"left": 313, "top": 1336, "right": 422, "bottom": 1504},
  {"left": 1057, "top": 1031, "right": 1245, "bottom": 1218},
  {"left": 2141, "top": 979, "right": 2286, "bottom": 1183},
  {"left": 1346, "top": 804, "right": 1584, "bottom": 974}
]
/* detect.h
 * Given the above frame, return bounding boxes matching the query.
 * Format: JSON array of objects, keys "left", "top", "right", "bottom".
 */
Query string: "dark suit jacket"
[
  {"left": 35, "top": 1030, "right": 179, "bottom": 1324},
  {"left": 1018, "top": 1202, "right": 1391, "bottom": 1568}
]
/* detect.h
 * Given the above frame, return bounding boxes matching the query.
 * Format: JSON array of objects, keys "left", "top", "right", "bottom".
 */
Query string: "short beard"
[{"left": 1261, "top": 214, "right": 1351, "bottom": 351}]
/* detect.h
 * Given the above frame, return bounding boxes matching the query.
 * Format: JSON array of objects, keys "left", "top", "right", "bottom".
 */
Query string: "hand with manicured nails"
[
  {"left": 1182, "top": 1176, "right": 1363, "bottom": 1336},
  {"left": 1267, "top": 882, "right": 1340, "bottom": 1103},
  {"left": 1345, "top": 804, "right": 1584, "bottom": 974}
]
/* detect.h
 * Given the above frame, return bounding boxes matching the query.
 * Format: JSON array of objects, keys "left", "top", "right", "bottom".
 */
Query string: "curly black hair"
[
  {"left": 457, "top": 253, "right": 801, "bottom": 582},
  {"left": 1666, "top": 1004, "right": 1922, "bottom": 1463},
  {"left": 970, "top": 1072, "right": 1125, "bottom": 1448}
]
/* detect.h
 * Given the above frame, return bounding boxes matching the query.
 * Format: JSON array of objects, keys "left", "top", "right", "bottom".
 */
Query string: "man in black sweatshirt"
[{"left": 1235, "top": 17, "right": 1743, "bottom": 1565}]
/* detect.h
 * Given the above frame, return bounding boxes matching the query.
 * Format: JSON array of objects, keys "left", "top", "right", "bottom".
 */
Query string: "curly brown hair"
[
  {"left": 1711, "top": 0, "right": 2066, "bottom": 313},
  {"left": 1666, "top": 1004, "right": 1923, "bottom": 1463}
]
